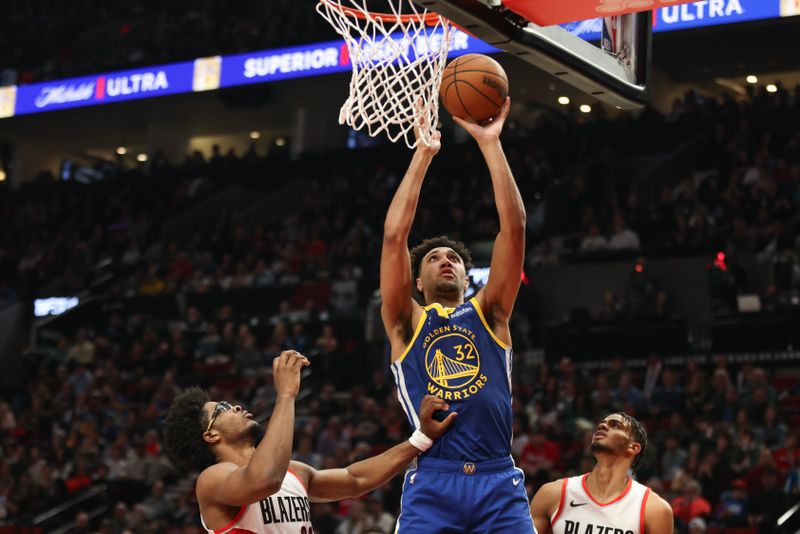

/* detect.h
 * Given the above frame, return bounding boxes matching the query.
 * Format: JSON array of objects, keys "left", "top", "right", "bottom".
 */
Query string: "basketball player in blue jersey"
[{"left": 381, "top": 98, "right": 536, "bottom": 533}]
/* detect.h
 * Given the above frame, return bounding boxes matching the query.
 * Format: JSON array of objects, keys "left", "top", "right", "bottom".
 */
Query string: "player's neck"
[
  {"left": 425, "top": 293, "right": 464, "bottom": 308},
  {"left": 586, "top": 458, "right": 631, "bottom": 502},
  {"left": 217, "top": 444, "right": 257, "bottom": 467}
]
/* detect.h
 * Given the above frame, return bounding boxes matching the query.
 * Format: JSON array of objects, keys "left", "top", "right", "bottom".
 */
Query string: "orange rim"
[{"left": 319, "top": 0, "right": 445, "bottom": 26}]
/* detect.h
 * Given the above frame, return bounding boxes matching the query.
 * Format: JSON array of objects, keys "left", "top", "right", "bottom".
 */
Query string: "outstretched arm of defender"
[
  {"left": 453, "top": 98, "right": 525, "bottom": 330},
  {"left": 293, "top": 395, "right": 456, "bottom": 501},
  {"left": 196, "top": 351, "right": 309, "bottom": 506},
  {"left": 381, "top": 117, "right": 440, "bottom": 333}
]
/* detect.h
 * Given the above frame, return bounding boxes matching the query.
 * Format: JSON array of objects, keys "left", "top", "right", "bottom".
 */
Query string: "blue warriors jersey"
[{"left": 391, "top": 297, "right": 513, "bottom": 462}]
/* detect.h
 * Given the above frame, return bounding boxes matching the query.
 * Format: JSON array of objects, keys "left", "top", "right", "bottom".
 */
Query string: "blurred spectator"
[
  {"left": 0, "top": 402, "right": 16, "bottom": 431},
  {"left": 613, "top": 372, "right": 645, "bottom": 415},
  {"left": 336, "top": 500, "right": 369, "bottom": 534},
  {"left": 72, "top": 510, "right": 92, "bottom": 534},
  {"left": 580, "top": 224, "right": 608, "bottom": 252},
  {"left": 597, "top": 290, "right": 621, "bottom": 321},
  {"left": 671, "top": 479, "right": 712, "bottom": 528},
  {"left": 747, "top": 468, "right": 786, "bottom": 533},
  {"left": 365, "top": 495, "right": 396, "bottom": 533},
  {"left": 687, "top": 517, "right": 706, "bottom": 534},
  {"left": 294, "top": 436, "right": 323, "bottom": 470},
  {"left": 661, "top": 436, "right": 688, "bottom": 483},
  {"left": 67, "top": 328, "right": 95, "bottom": 366},
  {"left": 714, "top": 478, "right": 748, "bottom": 528},
  {"left": 650, "top": 368, "right": 684, "bottom": 417},
  {"left": 773, "top": 433, "right": 800, "bottom": 476},
  {"left": 139, "top": 480, "right": 171, "bottom": 520},
  {"left": 519, "top": 431, "right": 560, "bottom": 480},
  {"left": 754, "top": 405, "right": 788, "bottom": 447},
  {"left": 608, "top": 213, "right": 641, "bottom": 250}
]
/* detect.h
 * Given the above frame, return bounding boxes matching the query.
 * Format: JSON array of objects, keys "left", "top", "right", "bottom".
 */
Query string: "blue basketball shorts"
[{"left": 395, "top": 456, "right": 537, "bottom": 534}]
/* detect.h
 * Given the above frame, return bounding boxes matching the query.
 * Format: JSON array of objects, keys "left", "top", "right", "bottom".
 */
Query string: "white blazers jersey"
[
  {"left": 551, "top": 474, "right": 651, "bottom": 534},
  {"left": 200, "top": 468, "right": 314, "bottom": 534}
]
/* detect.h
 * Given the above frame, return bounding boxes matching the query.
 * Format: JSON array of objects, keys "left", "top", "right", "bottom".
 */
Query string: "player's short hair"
[
  {"left": 163, "top": 387, "right": 216, "bottom": 472},
  {"left": 619, "top": 412, "right": 648, "bottom": 472},
  {"left": 409, "top": 236, "right": 474, "bottom": 279},
  {"left": 409, "top": 236, "right": 474, "bottom": 304},
  {"left": 410, "top": 235, "right": 473, "bottom": 277}
]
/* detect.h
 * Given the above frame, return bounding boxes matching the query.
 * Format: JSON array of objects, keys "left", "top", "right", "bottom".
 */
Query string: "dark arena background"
[{"left": 1, "top": 1, "right": 799, "bottom": 533}]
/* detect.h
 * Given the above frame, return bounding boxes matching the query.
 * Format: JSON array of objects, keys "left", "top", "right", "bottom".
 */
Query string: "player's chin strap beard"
[
  {"left": 435, "top": 280, "right": 462, "bottom": 294},
  {"left": 589, "top": 441, "right": 614, "bottom": 454}
]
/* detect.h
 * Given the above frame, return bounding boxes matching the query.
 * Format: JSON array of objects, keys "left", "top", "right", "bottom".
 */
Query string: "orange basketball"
[{"left": 439, "top": 54, "right": 509, "bottom": 122}]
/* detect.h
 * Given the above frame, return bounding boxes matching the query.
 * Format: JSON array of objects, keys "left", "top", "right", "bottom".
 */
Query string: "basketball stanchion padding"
[{"left": 316, "top": 0, "right": 454, "bottom": 149}]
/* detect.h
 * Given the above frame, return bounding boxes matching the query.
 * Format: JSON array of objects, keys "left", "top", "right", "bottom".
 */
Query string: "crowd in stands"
[
  {"left": 0, "top": 0, "right": 332, "bottom": 84},
  {"left": 0, "top": 145, "right": 292, "bottom": 305},
  {"left": 2, "top": 86, "right": 798, "bottom": 311},
  {"left": 1, "top": 86, "right": 799, "bottom": 532}
]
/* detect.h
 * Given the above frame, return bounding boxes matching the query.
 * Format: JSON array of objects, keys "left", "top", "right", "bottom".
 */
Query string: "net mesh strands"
[{"left": 316, "top": 0, "right": 454, "bottom": 149}]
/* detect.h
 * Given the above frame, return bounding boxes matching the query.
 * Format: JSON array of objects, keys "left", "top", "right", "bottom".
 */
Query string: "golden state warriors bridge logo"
[{"left": 423, "top": 325, "right": 488, "bottom": 400}]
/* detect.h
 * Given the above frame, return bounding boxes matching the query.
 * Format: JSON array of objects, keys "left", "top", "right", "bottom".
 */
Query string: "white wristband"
[{"left": 408, "top": 429, "right": 433, "bottom": 452}]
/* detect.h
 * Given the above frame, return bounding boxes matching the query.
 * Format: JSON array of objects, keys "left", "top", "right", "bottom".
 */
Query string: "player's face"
[
  {"left": 417, "top": 247, "right": 468, "bottom": 297},
  {"left": 590, "top": 414, "right": 638, "bottom": 458},
  {"left": 203, "top": 401, "right": 256, "bottom": 439}
]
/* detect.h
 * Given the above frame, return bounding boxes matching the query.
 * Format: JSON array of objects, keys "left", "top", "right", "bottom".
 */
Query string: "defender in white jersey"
[
  {"left": 199, "top": 468, "right": 312, "bottom": 534},
  {"left": 530, "top": 413, "right": 674, "bottom": 534},
  {"left": 163, "top": 350, "right": 456, "bottom": 534}
]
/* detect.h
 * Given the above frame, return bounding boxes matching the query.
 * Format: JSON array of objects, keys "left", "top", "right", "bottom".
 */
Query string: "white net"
[{"left": 316, "top": 0, "right": 453, "bottom": 149}]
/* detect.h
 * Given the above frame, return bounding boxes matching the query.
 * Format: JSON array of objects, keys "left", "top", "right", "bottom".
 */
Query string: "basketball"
[{"left": 439, "top": 54, "right": 509, "bottom": 122}]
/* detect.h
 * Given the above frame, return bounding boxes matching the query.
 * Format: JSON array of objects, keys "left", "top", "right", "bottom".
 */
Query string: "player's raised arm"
[
  {"left": 196, "top": 351, "right": 309, "bottom": 507},
  {"left": 291, "top": 395, "right": 456, "bottom": 502},
  {"left": 381, "top": 117, "right": 440, "bottom": 338},
  {"left": 453, "top": 98, "right": 525, "bottom": 335}
]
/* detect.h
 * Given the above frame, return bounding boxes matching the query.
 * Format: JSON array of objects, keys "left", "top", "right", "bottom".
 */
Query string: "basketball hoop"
[{"left": 316, "top": 0, "right": 454, "bottom": 149}]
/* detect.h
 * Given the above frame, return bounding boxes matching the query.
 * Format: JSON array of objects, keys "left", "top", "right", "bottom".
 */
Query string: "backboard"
[{"left": 419, "top": 0, "right": 654, "bottom": 109}]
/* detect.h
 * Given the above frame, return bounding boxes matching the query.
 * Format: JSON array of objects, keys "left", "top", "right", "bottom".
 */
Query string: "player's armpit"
[
  {"left": 197, "top": 462, "right": 283, "bottom": 508},
  {"left": 643, "top": 492, "right": 674, "bottom": 534},
  {"left": 529, "top": 479, "right": 565, "bottom": 534}
]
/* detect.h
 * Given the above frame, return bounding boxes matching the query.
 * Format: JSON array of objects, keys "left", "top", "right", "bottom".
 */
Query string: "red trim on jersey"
[
  {"left": 639, "top": 487, "right": 651, "bottom": 533},
  {"left": 551, "top": 478, "right": 569, "bottom": 525},
  {"left": 213, "top": 505, "right": 247, "bottom": 534},
  {"left": 581, "top": 473, "right": 633, "bottom": 507},
  {"left": 287, "top": 467, "right": 308, "bottom": 491}
]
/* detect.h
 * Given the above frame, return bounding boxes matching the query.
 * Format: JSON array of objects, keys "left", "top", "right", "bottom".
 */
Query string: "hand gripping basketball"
[{"left": 452, "top": 97, "right": 511, "bottom": 146}]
